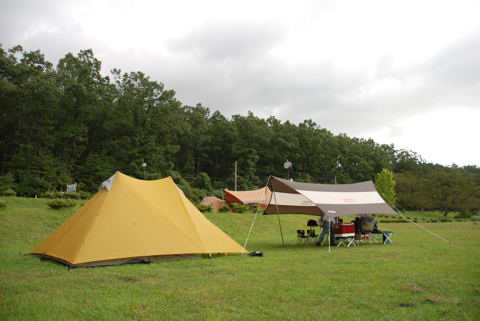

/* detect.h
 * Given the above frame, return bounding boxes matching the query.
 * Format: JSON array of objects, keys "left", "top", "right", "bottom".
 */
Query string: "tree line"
[{"left": 0, "top": 45, "right": 479, "bottom": 215}]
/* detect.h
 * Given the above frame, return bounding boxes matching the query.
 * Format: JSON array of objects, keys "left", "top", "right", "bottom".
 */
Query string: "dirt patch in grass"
[
  {"left": 406, "top": 284, "right": 426, "bottom": 293},
  {"left": 425, "top": 296, "right": 460, "bottom": 304},
  {"left": 117, "top": 275, "right": 140, "bottom": 283}
]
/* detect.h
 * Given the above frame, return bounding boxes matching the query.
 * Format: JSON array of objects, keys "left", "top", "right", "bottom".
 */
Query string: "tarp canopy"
[
  {"left": 200, "top": 196, "right": 227, "bottom": 212},
  {"left": 31, "top": 172, "right": 247, "bottom": 267},
  {"left": 265, "top": 176, "right": 398, "bottom": 218},
  {"left": 224, "top": 187, "right": 272, "bottom": 209}
]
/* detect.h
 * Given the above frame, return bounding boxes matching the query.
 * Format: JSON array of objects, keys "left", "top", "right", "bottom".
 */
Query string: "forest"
[{"left": 1, "top": 45, "right": 479, "bottom": 215}]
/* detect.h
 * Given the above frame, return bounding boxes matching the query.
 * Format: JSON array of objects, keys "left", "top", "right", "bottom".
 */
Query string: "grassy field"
[{"left": 0, "top": 197, "right": 479, "bottom": 321}]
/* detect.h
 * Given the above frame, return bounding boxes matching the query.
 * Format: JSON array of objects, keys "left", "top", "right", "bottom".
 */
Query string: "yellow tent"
[{"left": 31, "top": 172, "right": 247, "bottom": 267}]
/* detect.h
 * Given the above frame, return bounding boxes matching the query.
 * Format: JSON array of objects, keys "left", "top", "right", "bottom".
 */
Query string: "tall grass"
[{"left": 0, "top": 197, "right": 479, "bottom": 320}]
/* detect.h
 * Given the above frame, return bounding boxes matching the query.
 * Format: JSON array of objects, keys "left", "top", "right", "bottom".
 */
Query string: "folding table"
[{"left": 334, "top": 223, "right": 356, "bottom": 247}]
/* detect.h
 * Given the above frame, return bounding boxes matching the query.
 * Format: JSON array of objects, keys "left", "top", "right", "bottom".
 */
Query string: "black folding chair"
[
  {"left": 296, "top": 230, "right": 308, "bottom": 243},
  {"left": 306, "top": 229, "right": 318, "bottom": 243}
]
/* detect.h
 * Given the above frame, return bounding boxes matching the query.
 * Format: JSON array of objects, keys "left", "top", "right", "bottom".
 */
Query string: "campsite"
[
  {"left": 2, "top": 6, "right": 480, "bottom": 319},
  {"left": 1, "top": 194, "right": 479, "bottom": 320}
]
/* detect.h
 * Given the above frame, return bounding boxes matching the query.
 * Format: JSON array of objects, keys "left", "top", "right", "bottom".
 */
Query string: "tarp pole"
[
  {"left": 276, "top": 211, "right": 286, "bottom": 247},
  {"left": 272, "top": 179, "right": 285, "bottom": 247},
  {"left": 328, "top": 220, "right": 331, "bottom": 253},
  {"left": 243, "top": 176, "right": 272, "bottom": 253}
]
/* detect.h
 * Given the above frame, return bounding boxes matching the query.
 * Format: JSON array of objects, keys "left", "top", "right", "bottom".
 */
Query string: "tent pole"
[
  {"left": 328, "top": 220, "right": 331, "bottom": 253},
  {"left": 242, "top": 176, "right": 272, "bottom": 253},
  {"left": 276, "top": 211, "right": 285, "bottom": 247},
  {"left": 272, "top": 178, "right": 285, "bottom": 247}
]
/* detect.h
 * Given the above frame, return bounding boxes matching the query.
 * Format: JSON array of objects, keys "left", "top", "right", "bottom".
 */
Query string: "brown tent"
[
  {"left": 200, "top": 196, "right": 227, "bottom": 212},
  {"left": 224, "top": 187, "right": 272, "bottom": 209}
]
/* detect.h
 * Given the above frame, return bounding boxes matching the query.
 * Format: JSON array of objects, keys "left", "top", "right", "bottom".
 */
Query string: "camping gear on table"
[
  {"left": 31, "top": 172, "right": 247, "bottom": 267},
  {"left": 358, "top": 216, "right": 375, "bottom": 233}
]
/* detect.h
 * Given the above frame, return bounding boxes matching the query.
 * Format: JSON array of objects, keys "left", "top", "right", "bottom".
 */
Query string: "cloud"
[
  {"left": 1, "top": 0, "right": 480, "bottom": 165},
  {"left": 168, "top": 21, "right": 285, "bottom": 62},
  {"left": 419, "top": 29, "right": 480, "bottom": 107}
]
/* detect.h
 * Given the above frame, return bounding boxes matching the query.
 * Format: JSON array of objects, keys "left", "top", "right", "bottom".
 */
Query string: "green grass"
[{"left": 1, "top": 197, "right": 479, "bottom": 321}]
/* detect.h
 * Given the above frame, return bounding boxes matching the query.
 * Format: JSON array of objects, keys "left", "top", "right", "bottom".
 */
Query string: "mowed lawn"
[{"left": 0, "top": 197, "right": 479, "bottom": 321}]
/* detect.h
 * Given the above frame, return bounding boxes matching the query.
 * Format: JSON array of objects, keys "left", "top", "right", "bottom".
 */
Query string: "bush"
[
  {"left": 471, "top": 215, "right": 480, "bottom": 222},
  {"left": 455, "top": 212, "right": 474, "bottom": 219},
  {"left": 42, "top": 191, "right": 61, "bottom": 199},
  {"left": 64, "top": 193, "right": 81, "bottom": 199},
  {"left": 0, "top": 173, "right": 15, "bottom": 192},
  {"left": 47, "top": 199, "right": 76, "bottom": 209},
  {"left": 197, "top": 204, "right": 212, "bottom": 213},
  {"left": 218, "top": 205, "right": 231, "bottom": 213},
  {"left": 79, "top": 191, "right": 92, "bottom": 199},
  {"left": 3, "top": 188, "right": 16, "bottom": 197},
  {"left": 189, "top": 187, "right": 208, "bottom": 202},
  {"left": 378, "top": 219, "right": 410, "bottom": 223},
  {"left": 230, "top": 203, "right": 250, "bottom": 213},
  {"left": 15, "top": 172, "right": 49, "bottom": 197},
  {"left": 43, "top": 191, "right": 91, "bottom": 200},
  {"left": 195, "top": 172, "right": 212, "bottom": 190}
]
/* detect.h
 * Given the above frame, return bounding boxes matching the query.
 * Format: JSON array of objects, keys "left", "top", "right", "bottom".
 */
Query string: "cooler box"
[{"left": 334, "top": 223, "right": 355, "bottom": 237}]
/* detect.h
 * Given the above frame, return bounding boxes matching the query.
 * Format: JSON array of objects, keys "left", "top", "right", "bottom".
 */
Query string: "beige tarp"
[
  {"left": 224, "top": 187, "right": 272, "bottom": 209},
  {"left": 265, "top": 176, "right": 398, "bottom": 217}
]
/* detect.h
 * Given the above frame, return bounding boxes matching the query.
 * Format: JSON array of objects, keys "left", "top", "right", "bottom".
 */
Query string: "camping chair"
[
  {"left": 369, "top": 222, "right": 382, "bottom": 243},
  {"left": 382, "top": 231, "right": 393, "bottom": 244},
  {"left": 296, "top": 230, "right": 308, "bottom": 243},
  {"left": 306, "top": 229, "right": 318, "bottom": 243}
]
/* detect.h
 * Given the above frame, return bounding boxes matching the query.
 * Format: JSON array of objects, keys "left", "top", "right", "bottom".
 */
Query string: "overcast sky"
[{"left": 1, "top": 0, "right": 479, "bottom": 166}]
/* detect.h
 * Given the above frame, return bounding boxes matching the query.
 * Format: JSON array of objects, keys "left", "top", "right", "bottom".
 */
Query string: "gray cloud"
[
  {"left": 168, "top": 21, "right": 285, "bottom": 62},
  {"left": 1, "top": 0, "right": 69, "bottom": 44}
]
